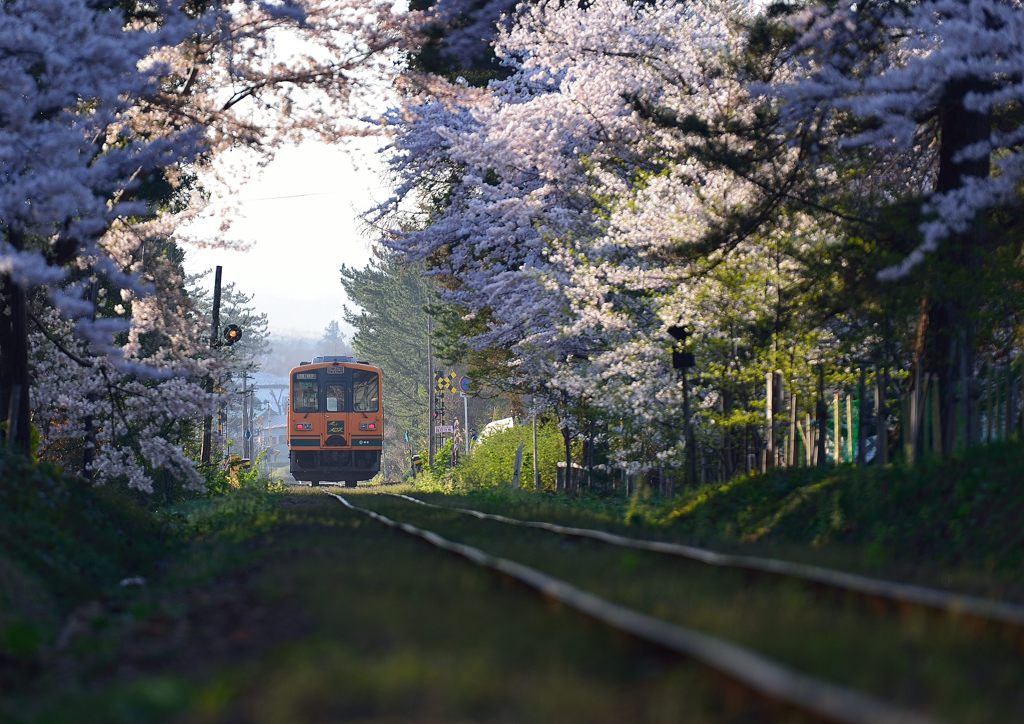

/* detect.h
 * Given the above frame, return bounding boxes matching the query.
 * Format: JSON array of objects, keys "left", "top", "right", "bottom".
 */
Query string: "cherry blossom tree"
[
  {"left": 773, "top": 0, "right": 1024, "bottom": 452},
  {"left": 0, "top": 0, "right": 205, "bottom": 455},
  {"left": 379, "top": 0, "right": 803, "bottom": 471},
  {"left": 2, "top": 0, "right": 418, "bottom": 488}
]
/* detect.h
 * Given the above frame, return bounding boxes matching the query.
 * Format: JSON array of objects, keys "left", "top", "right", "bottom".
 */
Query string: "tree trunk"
[
  {"left": 910, "top": 77, "right": 991, "bottom": 457},
  {"left": 0, "top": 275, "right": 31, "bottom": 456}
]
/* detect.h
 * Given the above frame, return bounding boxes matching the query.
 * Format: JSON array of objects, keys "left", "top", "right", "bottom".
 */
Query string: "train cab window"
[
  {"left": 293, "top": 376, "right": 319, "bottom": 412},
  {"left": 325, "top": 382, "right": 347, "bottom": 412},
  {"left": 352, "top": 371, "right": 379, "bottom": 412}
]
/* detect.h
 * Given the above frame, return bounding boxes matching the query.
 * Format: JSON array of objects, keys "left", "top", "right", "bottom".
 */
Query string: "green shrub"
[
  {"left": 204, "top": 452, "right": 283, "bottom": 497},
  {"left": 451, "top": 421, "right": 567, "bottom": 490}
]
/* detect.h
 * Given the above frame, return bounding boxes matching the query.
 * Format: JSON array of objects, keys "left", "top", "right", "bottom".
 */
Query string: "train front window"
[
  {"left": 325, "top": 382, "right": 347, "bottom": 412},
  {"left": 353, "top": 371, "right": 379, "bottom": 412},
  {"left": 293, "top": 375, "right": 319, "bottom": 412}
]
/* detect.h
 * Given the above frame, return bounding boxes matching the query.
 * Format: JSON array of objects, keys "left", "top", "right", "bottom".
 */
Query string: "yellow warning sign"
[{"left": 435, "top": 370, "right": 459, "bottom": 394}]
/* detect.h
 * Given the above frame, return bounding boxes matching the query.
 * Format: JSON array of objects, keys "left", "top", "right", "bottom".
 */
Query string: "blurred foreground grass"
[{"left": 4, "top": 485, "right": 808, "bottom": 723}]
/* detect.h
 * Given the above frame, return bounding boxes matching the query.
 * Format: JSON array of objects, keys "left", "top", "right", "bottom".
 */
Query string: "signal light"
[
  {"left": 223, "top": 323, "right": 242, "bottom": 345},
  {"left": 668, "top": 324, "right": 695, "bottom": 371}
]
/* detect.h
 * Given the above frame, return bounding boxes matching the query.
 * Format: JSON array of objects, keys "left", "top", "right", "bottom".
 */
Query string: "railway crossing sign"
[{"left": 435, "top": 370, "right": 459, "bottom": 394}]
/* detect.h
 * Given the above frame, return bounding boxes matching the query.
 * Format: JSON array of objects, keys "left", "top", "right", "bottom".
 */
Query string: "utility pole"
[
  {"left": 427, "top": 313, "right": 435, "bottom": 467},
  {"left": 682, "top": 367, "right": 697, "bottom": 486},
  {"left": 242, "top": 371, "right": 250, "bottom": 460},
  {"left": 82, "top": 282, "right": 98, "bottom": 479},
  {"left": 533, "top": 406, "right": 541, "bottom": 491},
  {"left": 669, "top": 325, "right": 697, "bottom": 487},
  {"left": 200, "top": 265, "right": 222, "bottom": 466},
  {"left": 462, "top": 392, "right": 469, "bottom": 455}
]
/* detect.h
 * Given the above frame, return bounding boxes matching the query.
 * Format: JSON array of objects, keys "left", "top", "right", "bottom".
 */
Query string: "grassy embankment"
[
  {"left": 416, "top": 433, "right": 1024, "bottom": 598},
  {"left": 356, "top": 491, "right": 1023, "bottom": 722}
]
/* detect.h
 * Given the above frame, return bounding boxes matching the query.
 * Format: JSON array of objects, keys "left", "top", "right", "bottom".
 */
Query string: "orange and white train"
[{"left": 287, "top": 356, "right": 383, "bottom": 486}]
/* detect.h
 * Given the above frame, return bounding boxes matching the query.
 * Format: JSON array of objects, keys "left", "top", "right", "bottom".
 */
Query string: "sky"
[{"left": 182, "top": 137, "right": 392, "bottom": 340}]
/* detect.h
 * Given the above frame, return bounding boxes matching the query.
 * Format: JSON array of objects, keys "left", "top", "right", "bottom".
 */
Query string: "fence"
[
  {"left": 758, "top": 363, "right": 1021, "bottom": 476},
  {"left": 552, "top": 361, "right": 1022, "bottom": 498}
]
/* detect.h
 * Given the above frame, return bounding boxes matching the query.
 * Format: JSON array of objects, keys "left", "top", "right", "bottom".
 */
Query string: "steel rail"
[
  {"left": 331, "top": 493, "right": 932, "bottom": 724},
  {"left": 390, "top": 493, "right": 1024, "bottom": 629}
]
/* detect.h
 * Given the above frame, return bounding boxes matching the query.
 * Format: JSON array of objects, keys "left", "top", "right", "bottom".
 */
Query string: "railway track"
[
  {"left": 336, "top": 490, "right": 1024, "bottom": 722},
  {"left": 330, "top": 492, "right": 944, "bottom": 724},
  {"left": 388, "top": 493, "right": 1024, "bottom": 631}
]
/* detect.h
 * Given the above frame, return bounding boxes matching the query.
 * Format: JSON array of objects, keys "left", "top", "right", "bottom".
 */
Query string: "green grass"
[
  {"left": 0, "top": 452, "right": 167, "bottom": 686},
  {"left": 353, "top": 491, "right": 1024, "bottom": 722},
  {"left": 416, "top": 439, "right": 1024, "bottom": 598},
  {"left": 11, "top": 489, "right": 793, "bottom": 723}
]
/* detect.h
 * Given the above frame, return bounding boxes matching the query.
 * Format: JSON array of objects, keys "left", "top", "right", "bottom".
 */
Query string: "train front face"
[{"left": 288, "top": 360, "right": 383, "bottom": 484}]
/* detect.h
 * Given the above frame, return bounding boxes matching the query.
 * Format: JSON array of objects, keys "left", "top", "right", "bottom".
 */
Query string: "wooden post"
[
  {"left": 816, "top": 365, "right": 827, "bottom": 467},
  {"left": 856, "top": 368, "right": 867, "bottom": 466},
  {"left": 875, "top": 368, "right": 888, "bottom": 466},
  {"left": 982, "top": 365, "right": 991, "bottom": 443},
  {"left": 683, "top": 368, "right": 697, "bottom": 485},
  {"left": 788, "top": 391, "right": 798, "bottom": 467},
  {"left": 833, "top": 393, "right": 841, "bottom": 464},
  {"left": 532, "top": 413, "right": 541, "bottom": 490},
  {"left": 902, "top": 385, "right": 913, "bottom": 465},
  {"left": 512, "top": 442, "right": 525, "bottom": 488},
  {"left": 765, "top": 371, "right": 776, "bottom": 471},
  {"left": 795, "top": 424, "right": 807, "bottom": 466},
  {"left": 845, "top": 391, "right": 854, "bottom": 463},
  {"left": 803, "top": 414, "right": 813, "bottom": 466},
  {"left": 1007, "top": 363, "right": 1018, "bottom": 440},
  {"left": 930, "top": 374, "right": 942, "bottom": 455}
]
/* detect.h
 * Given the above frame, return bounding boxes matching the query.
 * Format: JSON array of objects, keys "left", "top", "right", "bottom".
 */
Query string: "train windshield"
[
  {"left": 325, "top": 381, "right": 347, "bottom": 412},
  {"left": 293, "top": 374, "right": 319, "bottom": 412},
  {"left": 353, "top": 370, "right": 379, "bottom": 412}
]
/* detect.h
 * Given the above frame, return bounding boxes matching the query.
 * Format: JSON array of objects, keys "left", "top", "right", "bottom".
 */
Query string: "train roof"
[{"left": 290, "top": 356, "right": 381, "bottom": 373}]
